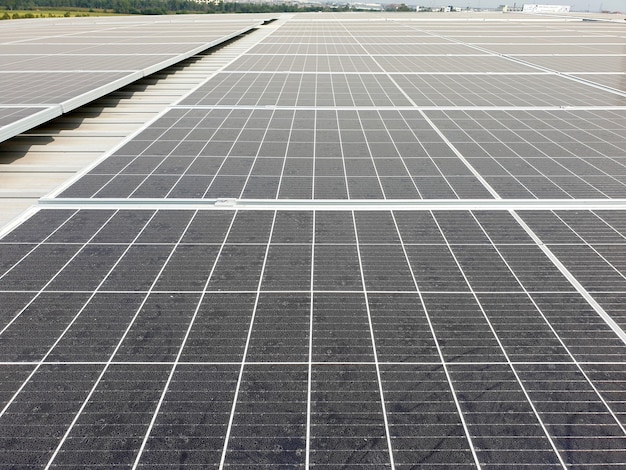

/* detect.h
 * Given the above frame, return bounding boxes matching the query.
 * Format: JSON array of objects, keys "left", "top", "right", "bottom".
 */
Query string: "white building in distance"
[{"left": 522, "top": 4, "right": 571, "bottom": 12}]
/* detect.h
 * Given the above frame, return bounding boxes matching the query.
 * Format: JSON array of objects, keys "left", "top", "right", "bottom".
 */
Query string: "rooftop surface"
[{"left": 0, "top": 11, "right": 626, "bottom": 469}]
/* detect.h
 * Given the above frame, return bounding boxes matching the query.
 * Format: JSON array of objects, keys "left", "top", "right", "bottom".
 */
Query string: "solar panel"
[
  {"left": 0, "top": 71, "right": 134, "bottom": 105},
  {"left": 56, "top": 108, "right": 495, "bottom": 200},
  {"left": 427, "top": 109, "right": 626, "bottom": 199},
  {"left": 573, "top": 74, "right": 626, "bottom": 92},
  {"left": 512, "top": 55, "right": 626, "bottom": 73},
  {"left": 0, "top": 106, "right": 61, "bottom": 142},
  {"left": 0, "top": 15, "right": 268, "bottom": 143},
  {"left": 2, "top": 12, "right": 626, "bottom": 469},
  {"left": 2, "top": 207, "right": 626, "bottom": 467},
  {"left": 394, "top": 74, "right": 625, "bottom": 106}
]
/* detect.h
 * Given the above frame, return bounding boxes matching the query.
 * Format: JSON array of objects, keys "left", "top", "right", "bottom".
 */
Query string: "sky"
[
  {"left": 575, "top": 0, "right": 625, "bottom": 11},
  {"left": 535, "top": 0, "right": 624, "bottom": 11},
  {"left": 424, "top": 0, "right": 625, "bottom": 12}
]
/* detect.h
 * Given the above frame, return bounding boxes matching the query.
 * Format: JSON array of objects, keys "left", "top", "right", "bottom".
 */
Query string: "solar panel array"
[
  {"left": 1, "top": 13, "right": 626, "bottom": 469},
  {"left": 0, "top": 15, "right": 267, "bottom": 143}
]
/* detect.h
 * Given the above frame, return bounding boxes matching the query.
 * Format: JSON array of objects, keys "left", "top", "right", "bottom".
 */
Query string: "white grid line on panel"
[
  {"left": 287, "top": 26, "right": 626, "bottom": 344},
  {"left": 201, "top": 109, "right": 257, "bottom": 199},
  {"left": 387, "top": 210, "right": 482, "bottom": 469},
  {"left": 0, "top": 210, "right": 119, "bottom": 419},
  {"left": 0, "top": 288, "right": 591, "bottom": 295},
  {"left": 238, "top": 106, "right": 278, "bottom": 198},
  {"left": 176, "top": 70, "right": 556, "bottom": 74},
  {"left": 0, "top": 210, "right": 115, "bottom": 339},
  {"left": 429, "top": 210, "right": 569, "bottom": 469},
  {"left": 131, "top": 111, "right": 223, "bottom": 200},
  {"left": 353, "top": 110, "right": 390, "bottom": 199},
  {"left": 0, "top": 69, "right": 136, "bottom": 74},
  {"left": 169, "top": 104, "right": 626, "bottom": 111},
  {"left": 538, "top": 112, "right": 626, "bottom": 178},
  {"left": 451, "top": 109, "right": 626, "bottom": 199},
  {"left": 168, "top": 21, "right": 286, "bottom": 109},
  {"left": 42, "top": 104, "right": 187, "bottom": 201},
  {"left": 470, "top": 211, "right": 626, "bottom": 438},
  {"left": 218, "top": 211, "right": 278, "bottom": 470},
  {"left": 396, "top": 103, "right": 626, "bottom": 354},
  {"left": 3, "top": 360, "right": 626, "bottom": 367},
  {"left": 336, "top": 109, "right": 354, "bottom": 199},
  {"left": 239, "top": 52, "right": 494, "bottom": 56},
  {"left": 397, "top": 22, "right": 626, "bottom": 99},
  {"left": 374, "top": 109, "right": 424, "bottom": 198},
  {"left": 336, "top": 24, "right": 401, "bottom": 201},
  {"left": 499, "top": 111, "right": 620, "bottom": 196},
  {"left": 305, "top": 210, "right": 315, "bottom": 468},
  {"left": 590, "top": 211, "right": 626, "bottom": 242},
  {"left": 0, "top": 209, "right": 78, "bottom": 290},
  {"left": 510, "top": 211, "right": 626, "bottom": 345},
  {"left": 274, "top": 81, "right": 304, "bottom": 199},
  {"left": 451, "top": 110, "right": 607, "bottom": 200},
  {"left": 8, "top": 239, "right": 626, "bottom": 247},
  {"left": 419, "top": 110, "right": 503, "bottom": 199},
  {"left": 92, "top": 109, "right": 207, "bottom": 199},
  {"left": 551, "top": 211, "right": 626, "bottom": 284},
  {"left": 511, "top": 53, "right": 626, "bottom": 57},
  {"left": 40, "top": 21, "right": 283, "bottom": 201},
  {"left": 351, "top": 210, "right": 396, "bottom": 469},
  {"left": 395, "top": 110, "right": 461, "bottom": 198},
  {"left": 0, "top": 103, "right": 63, "bottom": 109},
  {"left": 36, "top": 198, "right": 626, "bottom": 211},
  {"left": 130, "top": 208, "right": 240, "bottom": 469},
  {"left": 181, "top": 70, "right": 576, "bottom": 77},
  {"left": 311, "top": 105, "right": 317, "bottom": 200},
  {"left": 326, "top": 68, "right": 336, "bottom": 107},
  {"left": 43, "top": 209, "right": 197, "bottom": 469}
]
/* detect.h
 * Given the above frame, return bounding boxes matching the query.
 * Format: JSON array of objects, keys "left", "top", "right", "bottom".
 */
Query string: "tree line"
[{"left": 0, "top": 0, "right": 347, "bottom": 15}]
